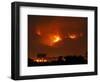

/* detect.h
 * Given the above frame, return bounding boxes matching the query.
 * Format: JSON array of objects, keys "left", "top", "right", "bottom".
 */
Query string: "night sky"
[{"left": 28, "top": 15, "right": 87, "bottom": 58}]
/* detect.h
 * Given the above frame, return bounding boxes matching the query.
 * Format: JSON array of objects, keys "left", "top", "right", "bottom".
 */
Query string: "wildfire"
[
  {"left": 48, "top": 34, "right": 62, "bottom": 46},
  {"left": 36, "top": 29, "right": 82, "bottom": 46},
  {"left": 41, "top": 34, "right": 62, "bottom": 47},
  {"left": 51, "top": 35, "right": 62, "bottom": 43}
]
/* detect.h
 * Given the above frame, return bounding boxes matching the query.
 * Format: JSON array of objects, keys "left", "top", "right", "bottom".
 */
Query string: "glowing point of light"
[
  {"left": 69, "top": 34, "right": 77, "bottom": 39},
  {"left": 36, "top": 59, "right": 40, "bottom": 62},
  {"left": 44, "top": 59, "right": 47, "bottom": 62},
  {"left": 37, "top": 30, "right": 41, "bottom": 35},
  {"left": 35, "top": 59, "right": 48, "bottom": 63}
]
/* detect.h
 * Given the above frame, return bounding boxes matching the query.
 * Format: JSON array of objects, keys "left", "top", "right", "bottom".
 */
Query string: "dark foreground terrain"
[{"left": 28, "top": 55, "right": 87, "bottom": 67}]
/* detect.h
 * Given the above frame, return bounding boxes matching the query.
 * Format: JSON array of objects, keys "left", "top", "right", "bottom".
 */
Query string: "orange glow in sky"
[
  {"left": 28, "top": 15, "right": 87, "bottom": 59},
  {"left": 51, "top": 35, "right": 62, "bottom": 43},
  {"left": 41, "top": 34, "right": 62, "bottom": 47},
  {"left": 39, "top": 32, "right": 81, "bottom": 46},
  {"left": 36, "top": 29, "right": 82, "bottom": 47},
  {"left": 47, "top": 34, "right": 62, "bottom": 46}
]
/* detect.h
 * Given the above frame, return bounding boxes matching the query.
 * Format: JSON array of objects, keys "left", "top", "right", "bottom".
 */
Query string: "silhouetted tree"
[
  {"left": 64, "top": 55, "right": 87, "bottom": 64},
  {"left": 57, "top": 56, "right": 64, "bottom": 64}
]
